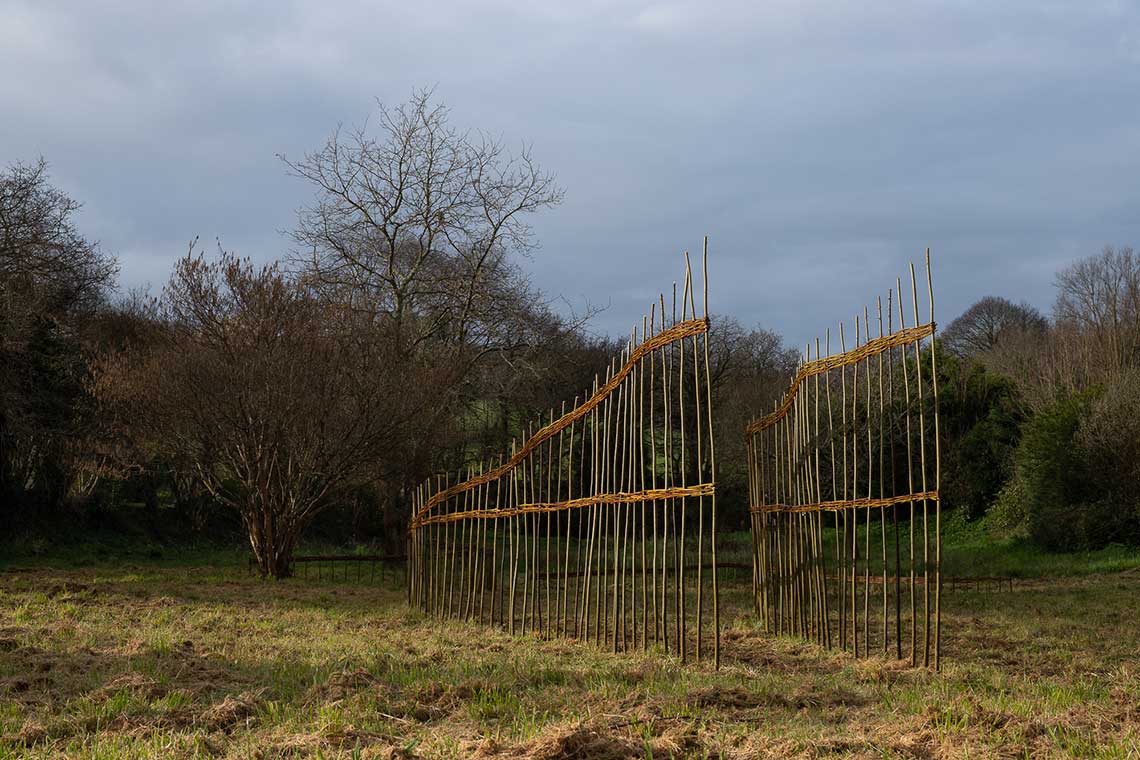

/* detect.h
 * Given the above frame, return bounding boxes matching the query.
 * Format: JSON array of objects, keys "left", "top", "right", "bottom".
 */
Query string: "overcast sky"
[{"left": 3, "top": 0, "right": 1139, "bottom": 346}]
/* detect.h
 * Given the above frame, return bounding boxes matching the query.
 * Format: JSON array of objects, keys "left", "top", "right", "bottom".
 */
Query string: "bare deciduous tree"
[
  {"left": 941, "top": 296, "right": 1047, "bottom": 358},
  {"left": 981, "top": 246, "right": 1140, "bottom": 412},
  {"left": 0, "top": 158, "right": 117, "bottom": 505},
  {"left": 1054, "top": 245, "right": 1140, "bottom": 374},
  {"left": 279, "top": 90, "right": 567, "bottom": 539},
  {"left": 94, "top": 246, "right": 408, "bottom": 576},
  {"left": 0, "top": 159, "right": 116, "bottom": 314},
  {"left": 281, "top": 89, "right": 563, "bottom": 356}
]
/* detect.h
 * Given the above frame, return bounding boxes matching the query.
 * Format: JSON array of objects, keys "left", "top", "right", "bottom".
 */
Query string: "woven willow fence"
[
  {"left": 408, "top": 247, "right": 721, "bottom": 666},
  {"left": 746, "top": 252, "right": 943, "bottom": 669}
]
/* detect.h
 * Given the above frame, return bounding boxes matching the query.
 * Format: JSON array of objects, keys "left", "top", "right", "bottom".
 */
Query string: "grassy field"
[{"left": 1, "top": 537, "right": 1138, "bottom": 758}]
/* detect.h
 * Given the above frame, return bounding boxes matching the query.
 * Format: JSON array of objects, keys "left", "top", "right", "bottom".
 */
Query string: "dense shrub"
[
  {"left": 1015, "top": 392, "right": 1094, "bottom": 550},
  {"left": 937, "top": 351, "right": 1025, "bottom": 520},
  {"left": 1074, "top": 370, "right": 1140, "bottom": 546},
  {"left": 988, "top": 477, "right": 1029, "bottom": 539},
  {"left": 1008, "top": 376, "right": 1140, "bottom": 550}
]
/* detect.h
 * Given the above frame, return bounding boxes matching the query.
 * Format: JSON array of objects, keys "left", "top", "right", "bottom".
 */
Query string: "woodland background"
[{"left": 3, "top": 93, "right": 1138, "bottom": 574}]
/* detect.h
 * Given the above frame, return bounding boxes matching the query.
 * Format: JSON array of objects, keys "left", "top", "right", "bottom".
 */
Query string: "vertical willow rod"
[
  {"left": 877, "top": 296, "right": 888, "bottom": 654},
  {"left": 888, "top": 290, "right": 901, "bottom": 659},
  {"left": 703, "top": 244, "right": 720, "bottom": 668},
  {"left": 817, "top": 336, "right": 832, "bottom": 650},
  {"left": 676, "top": 272, "right": 689, "bottom": 663},
  {"left": 546, "top": 409, "right": 555, "bottom": 637},
  {"left": 838, "top": 324, "right": 849, "bottom": 651},
  {"left": 509, "top": 444, "right": 519, "bottom": 635},
  {"left": 926, "top": 250, "right": 942, "bottom": 671},
  {"left": 897, "top": 278, "right": 917, "bottom": 665},
  {"left": 687, "top": 254, "right": 705, "bottom": 661},
  {"left": 825, "top": 329, "right": 839, "bottom": 648},
  {"left": 649, "top": 305, "right": 660, "bottom": 647},
  {"left": 910, "top": 263, "right": 931, "bottom": 668},
  {"left": 659, "top": 295, "right": 670, "bottom": 652},
  {"left": 863, "top": 307, "right": 872, "bottom": 656},
  {"left": 560, "top": 400, "right": 572, "bottom": 637},
  {"left": 641, "top": 315, "right": 650, "bottom": 652}
]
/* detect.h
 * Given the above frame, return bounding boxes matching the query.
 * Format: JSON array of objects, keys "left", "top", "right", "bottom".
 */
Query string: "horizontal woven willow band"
[
  {"left": 412, "top": 317, "right": 710, "bottom": 527},
  {"left": 745, "top": 322, "right": 934, "bottom": 436},
  {"left": 413, "top": 482, "right": 715, "bottom": 528},
  {"left": 750, "top": 490, "right": 939, "bottom": 514}
]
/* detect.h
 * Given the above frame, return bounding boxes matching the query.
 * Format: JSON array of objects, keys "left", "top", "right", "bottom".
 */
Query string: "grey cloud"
[{"left": 3, "top": 0, "right": 1139, "bottom": 347}]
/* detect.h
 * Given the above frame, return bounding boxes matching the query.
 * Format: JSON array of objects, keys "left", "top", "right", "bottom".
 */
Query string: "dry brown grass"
[{"left": 0, "top": 564, "right": 1137, "bottom": 758}]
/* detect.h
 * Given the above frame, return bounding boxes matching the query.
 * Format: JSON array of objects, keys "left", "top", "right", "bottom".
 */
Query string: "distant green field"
[
  {"left": 718, "top": 521, "right": 1140, "bottom": 580},
  {"left": 7, "top": 512, "right": 1139, "bottom": 579}
]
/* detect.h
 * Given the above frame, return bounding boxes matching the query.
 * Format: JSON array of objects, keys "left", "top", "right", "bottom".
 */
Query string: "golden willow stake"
[
  {"left": 745, "top": 253, "right": 942, "bottom": 668},
  {"left": 407, "top": 252, "right": 718, "bottom": 666}
]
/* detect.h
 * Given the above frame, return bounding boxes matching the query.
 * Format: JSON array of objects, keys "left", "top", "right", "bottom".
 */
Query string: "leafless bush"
[{"left": 94, "top": 246, "right": 410, "bottom": 576}]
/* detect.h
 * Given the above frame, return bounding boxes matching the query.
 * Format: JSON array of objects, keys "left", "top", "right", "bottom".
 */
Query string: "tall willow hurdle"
[
  {"left": 746, "top": 251, "right": 943, "bottom": 669},
  {"left": 408, "top": 247, "right": 720, "bottom": 666}
]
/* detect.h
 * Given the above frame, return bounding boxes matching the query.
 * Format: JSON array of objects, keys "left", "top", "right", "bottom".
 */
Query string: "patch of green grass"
[
  {"left": 940, "top": 526, "right": 1140, "bottom": 577},
  {"left": 720, "top": 514, "right": 1140, "bottom": 581}
]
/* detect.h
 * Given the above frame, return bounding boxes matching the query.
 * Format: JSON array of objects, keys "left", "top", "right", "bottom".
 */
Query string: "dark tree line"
[
  {"left": 938, "top": 246, "right": 1140, "bottom": 550},
  {"left": 1, "top": 94, "right": 794, "bottom": 575},
  {"left": 9, "top": 92, "right": 1134, "bottom": 571}
]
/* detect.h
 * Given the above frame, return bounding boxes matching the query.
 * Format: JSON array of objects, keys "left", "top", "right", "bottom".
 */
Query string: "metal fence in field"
[
  {"left": 407, "top": 245, "right": 721, "bottom": 666},
  {"left": 746, "top": 251, "right": 944, "bottom": 669},
  {"left": 249, "top": 554, "right": 406, "bottom": 583}
]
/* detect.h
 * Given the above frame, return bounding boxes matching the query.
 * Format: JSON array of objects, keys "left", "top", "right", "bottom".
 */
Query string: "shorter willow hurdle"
[
  {"left": 408, "top": 246, "right": 721, "bottom": 666},
  {"left": 746, "top": 251, "right": 943, "bottom": 669}
]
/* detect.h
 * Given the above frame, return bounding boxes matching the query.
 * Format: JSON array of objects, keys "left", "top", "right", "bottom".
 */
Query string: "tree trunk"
[
  {"left": 380, "top": 483, "right": 406, "bottom": 555},
  {"left": 252, "top": 534, "right": 299, "bottom": 578},
  {"left": 143, "top": 472, "right": 159, "bottom": 515},
  {"left": 248, "top": 505, "right": 301, "bottom": 579},
  {"left": 266, "top": 548, "right": 295, "bottom": 579}
]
